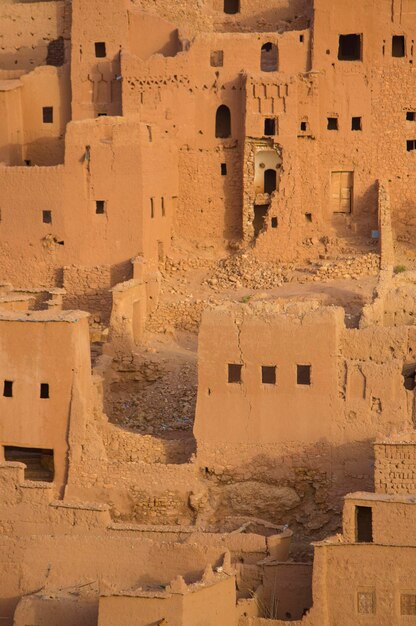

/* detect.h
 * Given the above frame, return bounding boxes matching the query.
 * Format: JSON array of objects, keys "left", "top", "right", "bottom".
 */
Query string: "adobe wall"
[
  {"left": 300, "top": 543, "right": 416, "bottom": 626},
  {"left": 193, "top": 302, "right": 415, "bottom": 535},
  {"left": 0, "top": 0, "right": 69, "bottom": 71},
  {"left": 131, "top": 0, "right": 312, "bottom": 33},
  {"left": 0, "top": 310, "right": 91, "bottom": 494},
  {"left": 98, "top": 575, "right": 237, "bottom": 626},
  {"left": 374, "top": 439, "right": 416, "bottom": 494},
  {"left": 0, "top": 119, "right": 178, "bottom": 291}
]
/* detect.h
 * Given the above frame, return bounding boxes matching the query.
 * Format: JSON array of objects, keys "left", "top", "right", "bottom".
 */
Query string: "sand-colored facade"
[{"left": 2, "top": 0, "right": 416, "bottom": 624}]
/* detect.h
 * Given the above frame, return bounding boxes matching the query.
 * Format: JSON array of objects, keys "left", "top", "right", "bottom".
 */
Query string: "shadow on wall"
[
  {"left": 202, "top": 438, "right": 375, "bottom": 545},
  {"left": 330, "top": 181, "right": 378, "bottom": 239},
  {"left": 215, "top": 2, "right": 312, "bottom": 32}
]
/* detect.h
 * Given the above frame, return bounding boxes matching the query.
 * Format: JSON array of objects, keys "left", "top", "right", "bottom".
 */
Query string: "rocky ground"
[{"left": 103, "top": 241, "right": 380, "bottom": 435}]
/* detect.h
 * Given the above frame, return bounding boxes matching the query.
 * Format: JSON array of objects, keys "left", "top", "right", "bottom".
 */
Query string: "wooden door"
[{"left": 331, "top": 171, "right": 353, "bottom": 213}]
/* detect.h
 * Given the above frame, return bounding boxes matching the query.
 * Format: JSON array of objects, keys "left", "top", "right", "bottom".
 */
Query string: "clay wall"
[
  {"left": 343, "top": 493, "right": 416, "bottom": 545},
  {"left": 302, "top": 543, "right": 416, "bottom": 626},
  {"left": 0, "top": 119, "right": 178, "bottom": 291},
  {"left": 131, "top": 0, "right": 312, "bottom": 34},
  {"left": 98, "top": 575, "right": 237, "bottom": 626},
  {"left": 70, "top": 0, "right": 126, "bottom": 119},
  {"left": 194, "top": 302, "right": 415, "bottom": 533},
  {"left": 0, "top": 310, "right": 91, "bottom": 493},
  {"left": 0, "top": 0, "right": 69, "bottom": 71},
  {"left": 375, "top": 441, "right": 416, "bottom": 494}
]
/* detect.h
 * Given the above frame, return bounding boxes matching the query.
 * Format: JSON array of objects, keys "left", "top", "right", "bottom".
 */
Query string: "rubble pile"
[
  {"left": 203, "top": 252, "right": 288, "bottom": 290},
  {"left": 313, "top": 253, "right": 380, "bottom": 281}
]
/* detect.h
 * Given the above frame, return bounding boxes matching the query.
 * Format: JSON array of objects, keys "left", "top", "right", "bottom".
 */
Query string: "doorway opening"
[
  {"left": 264, "top": 169, "right": 277, "bottom": 194},
  {"left": 356, "top": 505, "right": 373, "bottom": 542}
]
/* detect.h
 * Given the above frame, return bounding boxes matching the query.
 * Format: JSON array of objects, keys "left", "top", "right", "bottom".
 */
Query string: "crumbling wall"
[{"left": 0, "top": 0, "right": 69, "bottom": 71}]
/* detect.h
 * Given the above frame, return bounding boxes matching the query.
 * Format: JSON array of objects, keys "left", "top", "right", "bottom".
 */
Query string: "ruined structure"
[{"left": 2, "top": 0, "right": 416, "bottom": 624}]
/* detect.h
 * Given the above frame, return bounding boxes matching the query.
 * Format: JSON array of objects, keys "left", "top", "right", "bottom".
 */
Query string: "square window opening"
[
  {"left": 299, "top": 35, "right": 304, "bottom": 43},
  {"left": 221, "top": 163, "right": 227, "bottom": 175},
  {"left": 300, "top": 121, "right": 308, "bottom": 132},
  {"left": 95, "top": 42, "right": 106, "bottom": 58},
  {"left": 305, "top": 212, "right": 313, "bottom": 222},
  {"left": 42, "top": 210, "right": 52, "bottom": 224},
  {"left": 392, "top": 35, "right": 406, "bottom": 57},
  {"left": 262, "top": 366, "right": 276, "bottom": 385},
  {"left": 327, "top": 117, "right": 339, "bottom": 130},
  {"left": 407, "top": 111, "right": 416, "bottom": 121},
  {"left": 407, "top": 139, "right": 416, "bottom": 151},
  {"left": 40, "top": 383, "right": 49, "bottom": 399},
  {"left": 3, "top": 380, "right": 13, "bottom": 397},
  {"left": 297, "top": 365, "right": 311, "bottom": 385},
  {"left": 42, "top": 106, "right": 53, "bottom": 124},
  {"left": 356, "top": 505, "right": 373, "bottom": 543},
  {"left": 95, "top": 200, "right": 105, "bottom": 214},
  {"left": 228, "top": 363, "right": 242, "bottom": 384},
  {"left": 271, "top": 217, "right": 278, "bottom": 228},
  {"left": 264, "top": 118, "right": 276, "bottom": 136},
  {"left": 352, "top": 117, "right": 362, "bottom": 131},
  {"left": 4, "top": 446, "right": 54, "bottom": 482},
  {"left": 338, "top": 34, "right": 362, "bottom": 61},
  {"left": 210, "top": 50, "right": 224, "bottom": 67},
  {"left": 401, "top": 594, "right": 416, "bottom": 616},
  {"left": 224, "top": 0, "right": 239, "bottom": 14}
]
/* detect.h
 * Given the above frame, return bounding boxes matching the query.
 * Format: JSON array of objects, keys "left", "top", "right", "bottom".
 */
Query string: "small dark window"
[
  {"left": 338, "top": 34, "right": 362, "bottom": 61},
  {"left": 95, "top": 42, "right": 106, "bottom": 58},
  {"left": 42, "top": 107, "right": 53, "bottom": 124},
  {"left": 297, "top": 365, "right": 311, "bottom": 385},
  {"left": 300, "top": 35, "right": 304, "bottom": 43},
  {"left": 352, "top": 117, "right": 362, "bottom": 131},
  {"left": 40, "top": 383, "right": 49, "bottom": 399},
  {"left": 161, "top": 197, "right": 166, "bottom": 217},
  {"left": 262, "top": 366, "right": 276, "bottom": 385},
  {"left": 261, "top": 42, "right": 278, "bottom": 72},
  {"left": 210, "top": 50, "right": 224, "bottom": 67},
  {"left": 221, "top": 163, "right": 227, "bottom": 175},
  {"left": 327, "top": 117, "right": 339, "bottom": 130},
  {"left": 403, "top": 364, "right": 416, "bottom": 390},
  {"left": 392, "top": 35, "right": 405, "bottom": 57},
  {"left": 407, "top": 111, "right": 416, "bottom": 121},
  {"left": 300, "top": 121, "right": 307, "bottom": 132},
  {"left": 305, "top": 213, "right": 312, "bottom": 222},
  {"left": 57, "top": 240, "right": 64, "bottom": 246},
  {"left": 150, "top": 198, "right": 155, "bottom": 218},
  {"left": 228, "top": 364, "right": 242, "bottom": 383},
  {"left": 215, "top": 105, "right": 231, "bottom": 138},
  {"left": 224, "top": 0, "right": 239, "bottom": 14},
  {"left": 356, "top": 506, "right": 373, "bottom": 542},
  {"left": 3, "top": 380, "right": 13, "bottom": 397},
  {"left": 264, "top": 118, "right": 276, "bottom": 136},
  {"left": 42, "top": 210, "right": 52, "bottom": 224},
  {"left": 97, "top": 112, "right": 107, "bottom": 117},
  {"left": 271, "top": 217, "right": 278, "bottom": 228},
  {"left": 24, "top": 160, "right": 31, "bottom": 166},
  {"left": 407, "top": 140, "right": 416, "bottom": 151},
  {"left": 96, "top": 200, "right": 105, "bottom": 214}
]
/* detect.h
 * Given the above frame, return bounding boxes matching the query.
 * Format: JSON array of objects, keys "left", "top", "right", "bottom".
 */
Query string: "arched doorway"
[
  {"left": 264, "top": 169, "right": 277, "bottom": 194},
  {"left": 215, "top": 105, "right": 231, "bottom": 138},
  {"left": 261, "top": 43, "right": 278, "bottom": 72}
]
